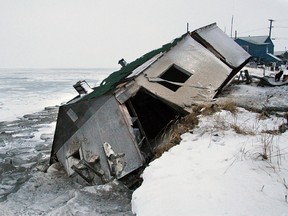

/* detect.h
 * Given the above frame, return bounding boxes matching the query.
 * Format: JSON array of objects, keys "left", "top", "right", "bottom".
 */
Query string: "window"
[
  {"left": 241, "top": 45, "right": 249, "bottom": 52},
  {"left": 159, "top": 64, "right": 191, "bottom": 91}
]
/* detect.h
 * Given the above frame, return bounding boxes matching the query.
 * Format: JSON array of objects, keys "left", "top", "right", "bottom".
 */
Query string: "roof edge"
[{"left": 81, "top": 32, "right": 189, "bottom": 101}]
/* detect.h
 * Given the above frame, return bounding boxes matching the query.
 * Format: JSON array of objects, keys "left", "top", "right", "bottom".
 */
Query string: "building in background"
[{"left": 235, "top": 36, "right": 282, "bottom": 66}]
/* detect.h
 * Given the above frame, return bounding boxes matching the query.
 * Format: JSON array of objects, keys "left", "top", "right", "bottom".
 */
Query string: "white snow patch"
[{"left": 132, "top": 91, "right": 288, "bottom": 216}]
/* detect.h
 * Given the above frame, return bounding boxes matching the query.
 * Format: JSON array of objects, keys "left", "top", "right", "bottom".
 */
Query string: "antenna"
[
  {"left": 187, "top": 22, "right": 189, "bottom": 33},
  {"left": 268, "top": 19, "right": 274, "bottom": 38}
]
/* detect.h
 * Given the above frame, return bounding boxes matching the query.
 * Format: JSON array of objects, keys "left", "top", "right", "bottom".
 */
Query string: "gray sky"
[{"left": 0, "top": 0, "right": 287, "bottom": 68}]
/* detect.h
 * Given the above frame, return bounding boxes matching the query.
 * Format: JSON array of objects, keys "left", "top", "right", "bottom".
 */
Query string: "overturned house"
[{"left": 50, "top": 23, "right": 251, "bottom": 186}]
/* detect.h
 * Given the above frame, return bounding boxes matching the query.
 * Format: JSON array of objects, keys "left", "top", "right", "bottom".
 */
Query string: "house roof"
[
  {"left": 236, "top": 36, "right": 270, "bottom": 45},
  {"left": 82, "top": 32, "right": 189, "bottom": 101},
  {"left": 266, "top": 53, "right": 282, "bottom": 62},
  {"left": 76, "top": 23, "right": 250, "bottom": 102},
  {"left": 192, "top": 23, "right": 251, "bottom": 68}
]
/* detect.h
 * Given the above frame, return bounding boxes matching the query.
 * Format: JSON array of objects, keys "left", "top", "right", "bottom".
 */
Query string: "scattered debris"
[{"left": 253, "top": 75, "right": 288, "bottom": 87}]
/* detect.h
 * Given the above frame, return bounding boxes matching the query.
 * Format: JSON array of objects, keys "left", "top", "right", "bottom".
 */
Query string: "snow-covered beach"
[
  {"left": 0, "top": 67, "right": 288, "bottom": 215},
  {"left": 132, "top": 67, "right": 288, "bottom": 216},
  {"left": 132, "top": 107, "right": 288, "bottom": 216}
]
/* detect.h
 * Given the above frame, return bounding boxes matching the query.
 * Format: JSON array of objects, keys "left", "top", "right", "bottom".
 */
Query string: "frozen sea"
[{"left": 0, "top": 68, "right": 134, "bottom": 215}]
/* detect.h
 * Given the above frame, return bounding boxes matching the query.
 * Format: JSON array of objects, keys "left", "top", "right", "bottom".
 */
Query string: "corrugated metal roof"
[{"left": 236, "top": 36, "right": 270, "bottom": 45}]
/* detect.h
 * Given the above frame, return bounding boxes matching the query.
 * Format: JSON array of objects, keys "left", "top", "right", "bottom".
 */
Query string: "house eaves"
[
  {"left": 81, "top": 32, "right": 189, "bottom": 101},
  {"left": 80, "top": 23, "right": 251, "bottom": 103},
  {"left": 236, "top": 36, "right": 270, "bottom": 45},
  {"left": 266, "top": 53, "right": 282, "bottom": 62}
]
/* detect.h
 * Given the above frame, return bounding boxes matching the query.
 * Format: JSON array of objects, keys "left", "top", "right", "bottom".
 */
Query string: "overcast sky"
[{"left": 0, "top": 0, "right": 287, "bottom": 68}]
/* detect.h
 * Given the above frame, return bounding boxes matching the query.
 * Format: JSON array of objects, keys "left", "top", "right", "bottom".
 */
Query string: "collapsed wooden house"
[{"left": 50, "top": 23, "right": 251, "bottom": 186}]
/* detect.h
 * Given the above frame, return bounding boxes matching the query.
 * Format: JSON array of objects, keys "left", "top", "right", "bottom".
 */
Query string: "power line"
[
  {"left": 274, "top": 26, "right": 288, "bottom": 29},
  {"left": 273, "top": 37, "right": 288, "bottom": 40},
  {"left": 235, "top": 19, "right": 287, "bottom": 38},
  {"left": 274, "top": 19, "right": 288, "bottom": 22},
  {"left": 237, "top": 27, "right": 268, "bottom": 34}
]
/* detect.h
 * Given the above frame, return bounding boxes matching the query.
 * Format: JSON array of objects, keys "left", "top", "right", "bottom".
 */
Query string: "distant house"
[
  {"left": 50, "top": 23, "right": 250, "bottom": 186},
  {"left": 235, "top": 36, "right": 282, "bottom": 65}
]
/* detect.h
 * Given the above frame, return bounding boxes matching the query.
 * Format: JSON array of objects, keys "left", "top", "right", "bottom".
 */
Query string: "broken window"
[
  {"left": 70, "top": 149, "right": 81, "bottom": 160},
  {"left": 158, "top": 64, "right": 191, "bottom": 91},
  {"left": 67, "top": 108, "right": 78, "bottom": 122},
  {"left": 125, "top": 89, "right": 185, "bottom": 156}
]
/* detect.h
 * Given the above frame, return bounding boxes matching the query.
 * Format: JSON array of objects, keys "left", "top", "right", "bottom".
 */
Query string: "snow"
[
  {"left": 132, "top": 67, "right": 288, "bottom": 216},
  {"left": 132, "top": 109, "right": 288, "bottom": 216}
]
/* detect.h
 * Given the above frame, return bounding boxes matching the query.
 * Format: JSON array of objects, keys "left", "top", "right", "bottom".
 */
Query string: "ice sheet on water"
[
  {"left": 0, "top": 68, "right": 113, "bottom": 122},
  {"left": 0, "top": 68, "right": 134, "bottom": 215},
  {"left": 0, "top": 163, "right": 133, "bottom": 216}
]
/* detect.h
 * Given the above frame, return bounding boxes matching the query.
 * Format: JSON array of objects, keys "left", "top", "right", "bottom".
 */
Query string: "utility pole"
[
  {"left": 268, "top": 19, "right": 274, "bottom": 38},
  {"left": 230, "top": 15, "right": 234, "bottom": 38}
]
